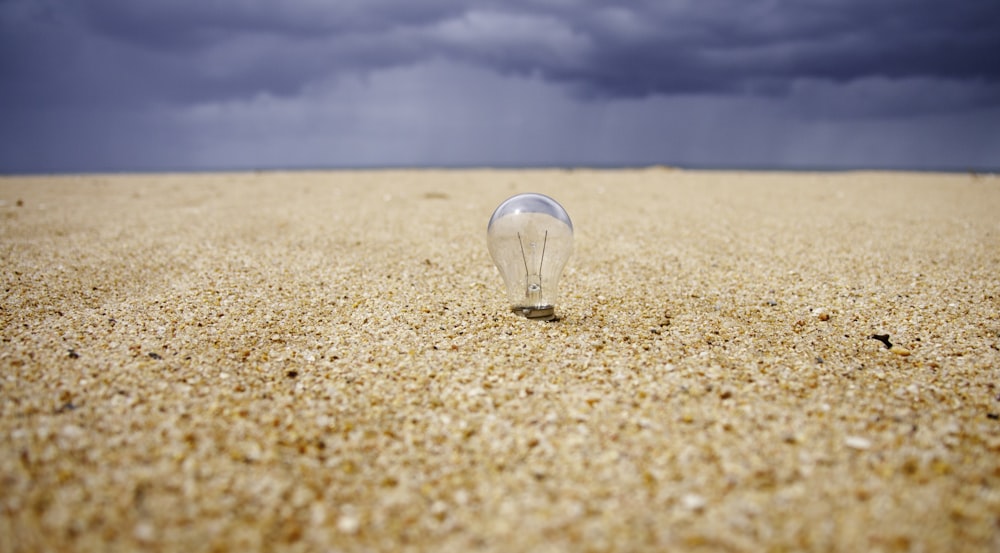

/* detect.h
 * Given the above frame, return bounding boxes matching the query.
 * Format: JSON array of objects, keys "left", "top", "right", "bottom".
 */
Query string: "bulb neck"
[{"left": 513, "top": 305, "right": 556, "bottom": 321}]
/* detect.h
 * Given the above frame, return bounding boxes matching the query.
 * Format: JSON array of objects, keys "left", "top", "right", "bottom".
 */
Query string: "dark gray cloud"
[
  {"left": 1, "top": 0, "right": 999, "bottom": 172},
  {"left": 4, "top": 0, "right": 998, "bottom": 108}
]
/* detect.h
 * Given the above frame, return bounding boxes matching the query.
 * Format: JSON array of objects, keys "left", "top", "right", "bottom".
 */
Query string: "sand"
[{"left": 1, "top": 169, "right": 999, "bottom": 552}]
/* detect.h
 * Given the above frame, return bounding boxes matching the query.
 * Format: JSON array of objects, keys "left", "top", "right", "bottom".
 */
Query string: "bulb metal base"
[{"left": 513, "top": 305, "right": 556, "bottom": 321}]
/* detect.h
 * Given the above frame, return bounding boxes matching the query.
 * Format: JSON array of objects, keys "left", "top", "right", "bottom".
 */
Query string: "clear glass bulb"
[{"left": 487, "top": 193, "right": 574, "bottom": 320}]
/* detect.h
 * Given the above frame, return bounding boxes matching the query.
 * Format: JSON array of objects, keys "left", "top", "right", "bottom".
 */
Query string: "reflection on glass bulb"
[{"left": 487, "top": 193, "right": 574, "bottom": 320}]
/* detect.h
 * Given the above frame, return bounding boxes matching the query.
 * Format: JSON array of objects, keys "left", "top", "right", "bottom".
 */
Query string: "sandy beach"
[{"left": 2, "top": 169, "right": 999, "bottom": 551}]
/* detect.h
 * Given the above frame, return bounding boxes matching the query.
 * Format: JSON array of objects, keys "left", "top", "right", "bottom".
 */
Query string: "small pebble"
[
  {"left": 845, "top": 436, "right": 872, "bottom": 450},
  {"left": 430, "top": 500, "right": 448, "bottom": 516},
  {"left": 891, "top": 347, "right": 911, "bottom": 357},
  {"left": 681, "top": 493, "right": 707, "bottom": 511},
  {"left": 133, "top": 522, "right": 155, "bottom": 542},
  {"left": 337, "top": 513, "right": 360, "bottom": 534},
  {"left": 870, "top": 334, "right": 893, "bottom": 349}
]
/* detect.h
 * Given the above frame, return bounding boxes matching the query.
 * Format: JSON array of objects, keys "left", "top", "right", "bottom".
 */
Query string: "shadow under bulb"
[{"left": 487, "top": 193, "right": 574, "bottom": 321}]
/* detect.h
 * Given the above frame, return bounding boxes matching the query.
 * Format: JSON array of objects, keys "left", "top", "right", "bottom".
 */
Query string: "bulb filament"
[{"left": 517, "top": 230, "right": 548, "bottom": 303}]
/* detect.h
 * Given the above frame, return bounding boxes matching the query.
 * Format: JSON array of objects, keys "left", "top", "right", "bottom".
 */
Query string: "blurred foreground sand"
[{"left": 2, "top": 169, "right": 999, "bottom": 551}]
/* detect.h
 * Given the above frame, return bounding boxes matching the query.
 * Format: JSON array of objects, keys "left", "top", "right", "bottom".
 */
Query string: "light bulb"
[{"left": 487, "top": 193, "right": 574, "bottom": 320}]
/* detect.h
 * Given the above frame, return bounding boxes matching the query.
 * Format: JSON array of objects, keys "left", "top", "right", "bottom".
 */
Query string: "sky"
[{"left": 1, "top": 0, "right": 999, "bottom": 173}]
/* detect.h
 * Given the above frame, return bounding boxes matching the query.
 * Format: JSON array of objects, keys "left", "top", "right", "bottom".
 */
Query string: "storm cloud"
[{"left": 2, "top": 0, "right": 999, "bottom": 172}]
